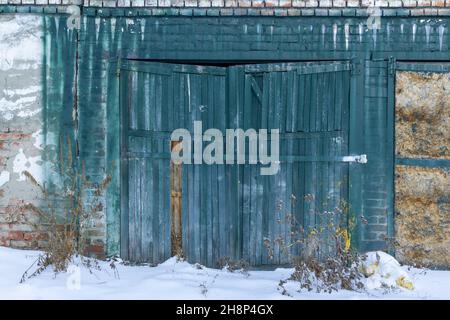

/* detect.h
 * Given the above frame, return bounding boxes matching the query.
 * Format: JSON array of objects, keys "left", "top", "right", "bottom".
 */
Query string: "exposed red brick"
[
  {"left": 5, "top": 231, "right": 24, "bottom": 241},
  {"left": 237, "top": 0, "right": 251, "bottom": 6},
  {"left": 252, "top": 0, "right": 265, "bottom": 7},
  {"left": 264, "top": 0, "right": 277, "bottom": 7},
  {"left": 0, "top": 131, "right": 30, "bottom": 140},
  {"left": 10, "top": 240, "right": 38, "bottom": 248},
  {"left": 431, "top": 0, "right": 445, "bottom": 6},
  {"left": 279, "top": 0, "right": 293, "bottom": 7},
  {"left": 84, "top": 244, "right": 106, "bottom": 259},
  {"left": 23, "top": 232, "right": 48, "bottom": 241},
  {"left": 84, "top": 244, "right": 104, "bottom": 254}
]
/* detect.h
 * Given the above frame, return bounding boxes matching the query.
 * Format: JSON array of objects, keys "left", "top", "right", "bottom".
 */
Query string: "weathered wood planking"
[{"left": 120, "top": 61, "right": 352, "bottom": 266}]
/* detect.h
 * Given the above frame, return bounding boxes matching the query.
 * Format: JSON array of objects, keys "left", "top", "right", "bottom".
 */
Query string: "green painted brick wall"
[{"left": 27, "top": 11, "right": 450, "bottom": 258}]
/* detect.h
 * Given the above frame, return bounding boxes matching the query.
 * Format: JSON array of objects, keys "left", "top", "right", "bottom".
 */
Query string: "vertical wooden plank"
[
  {"left": 242, "top": 73, "right": 252, "bottom": 263},
  {"left": 136, "top": 72, "right": 145, "bottom": 131},
  {"left": 192, "top": 74, "right": 201, "bottom": 263},
  {"left": 226, "top": 67, "right": 236, "bottom": 261},
  {"left": 303, "top": 74, "right": 312, "bottom": 132},
  {"left": 280, "top": 71, "right": 289, "bottom": 263},
  {"left": 316, "top": 73, "right": 324, "bottom": 132},
  {"left": 317, "top": 73, "right": 326, "bottom": 258},
  {"left": 327, "top": 72, "right": 336, "bottom": 132},
  {"left": 145, "top": 136, "right": 154, "bottom": 262},
  {"left": 286, "top": 71, "right": 296, "bottom": 132},
  {"left": 303, "top": 72, "right": 314, "bottom": 238},
  {"left": 179, "top": 73, "right": 190, "bottom": 260},
  {"left": 236, "top": 66, "right": 245, "bottom": 261},
  {"left": 129, "top": 148, "right": 138, "bottom": 261},
  {"left": 143, "top": 73, "right": 151, "bottom": 131},
  {"left": 171, "top": 140, "right": 183, "bottom": 257},
  {"left": 208, "top": 75, "right": 217, "bottom": 266},
  {"left": 334, "top": 72, "right": 343, "bottom": 131},
  {"left": 261, "top": 71, "right": 270, "bottom": 265},
  {"left": 322, "top": 72, "right": 330, "bottom": 132},
  {"left": 201, "top": 74, "right": 210, "bottom": 266},
  {"left": 296, "top": 73, "right": 305, "bottom": 133},
  {"left": 216, "top": 75, "right": 226, "bottom": 264},
  {"left": 156, "top": 75, "right": 165, "bottom": 262},
  {"left": 310, "top": 73, "right": 318, "bottom": 132},
  {"left": 279, "top": 84, "right": 288, "bottom": 263},
  {"left": 148, "top": 74, "right": 156, "bottom": 132},
  {"left": 134, "top": 72, "right": 145, "bottom": 262},
  {"left": 164, "top": 147, "right": 171, "bottom": 260},
  {"left": 120, "top": 69, "right": 130, "bottom": 260}
]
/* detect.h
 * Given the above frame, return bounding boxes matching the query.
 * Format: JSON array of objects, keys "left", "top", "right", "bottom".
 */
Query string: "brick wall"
[
  {"left": 0, "top": 14, "right": 79, "bottom": 254},
  {"left": 1, "top": 1, "right": 449, "bottom": 264},
  {"left": 1, "top": 0, "right": 450, "bottom": 7},
  {"left": 0, "top": 15, "right": 47, "bottom": 249}
]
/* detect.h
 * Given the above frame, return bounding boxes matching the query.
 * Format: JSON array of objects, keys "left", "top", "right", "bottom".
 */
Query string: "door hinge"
[{"left": 342, "top": 154, "right": 368, "bottom": 164}]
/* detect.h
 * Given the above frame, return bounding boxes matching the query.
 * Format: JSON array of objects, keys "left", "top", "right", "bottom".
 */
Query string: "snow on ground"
[{"left": 0, "top": 246, "right": 449, "bottom": 300}]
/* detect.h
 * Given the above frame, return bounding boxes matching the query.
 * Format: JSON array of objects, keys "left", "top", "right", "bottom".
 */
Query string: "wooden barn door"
[
  {"left": 120, "top": 60, "right": 356, "bottom": 266},
  {"left": 119, "top": 61, "right": 227, "bottom": 263},
  {"left": 236, "top": 62, "right": 353, "bottom": 265}
]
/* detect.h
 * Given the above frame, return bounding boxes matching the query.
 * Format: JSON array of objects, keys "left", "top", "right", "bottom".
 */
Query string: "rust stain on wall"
[{"left": 395, "top": 71, "right": 450, "bottom": 268}]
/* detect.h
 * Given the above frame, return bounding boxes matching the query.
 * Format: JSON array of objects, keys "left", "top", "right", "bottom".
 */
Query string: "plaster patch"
[
  {"left": 0, "top": 171, "right": 10, "bottom": 187},
  {"left": 31, "top": 130, "right": 44, "bottom": 150},
  {"left": 12, "top": 148, "right": 43, "bottom": 184},
  {"left": 31, "top": 130, "right": 57, "bottom": 151},
  {"left": 2, "top": 86, "right": 40, "bottom": 97},
  {"left": 0, "top": 15, "right": 42, "bottom": 71},
  {"left": 0, "top": 96, "right": 40, "bottom": 120}
]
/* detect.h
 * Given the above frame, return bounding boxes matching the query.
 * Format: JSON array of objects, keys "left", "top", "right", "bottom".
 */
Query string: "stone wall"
[{"left": 395, "top": 71, "right": 450, "bottom": 268}]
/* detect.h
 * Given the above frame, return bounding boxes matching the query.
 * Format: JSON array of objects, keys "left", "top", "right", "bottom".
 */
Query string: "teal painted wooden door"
[
  {"left": 120, "top": 61, "right": 227, "bottom": 263},
  {"left": 120, "top": 60, "right": 352, "bottom": 266},
  {"left": 237, "top": 62, "right": 352, "bottom": 264}
]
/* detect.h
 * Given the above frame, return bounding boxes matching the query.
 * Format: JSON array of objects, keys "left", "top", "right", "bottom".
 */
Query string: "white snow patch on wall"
[{"left": 0, "top": 171, "right": 10, "bottom": 187}]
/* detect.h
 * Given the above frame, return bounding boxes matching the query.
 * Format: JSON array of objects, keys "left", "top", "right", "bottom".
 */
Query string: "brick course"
[{"left": 1, "top": 0, "right": 450, "bottom": 7}]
